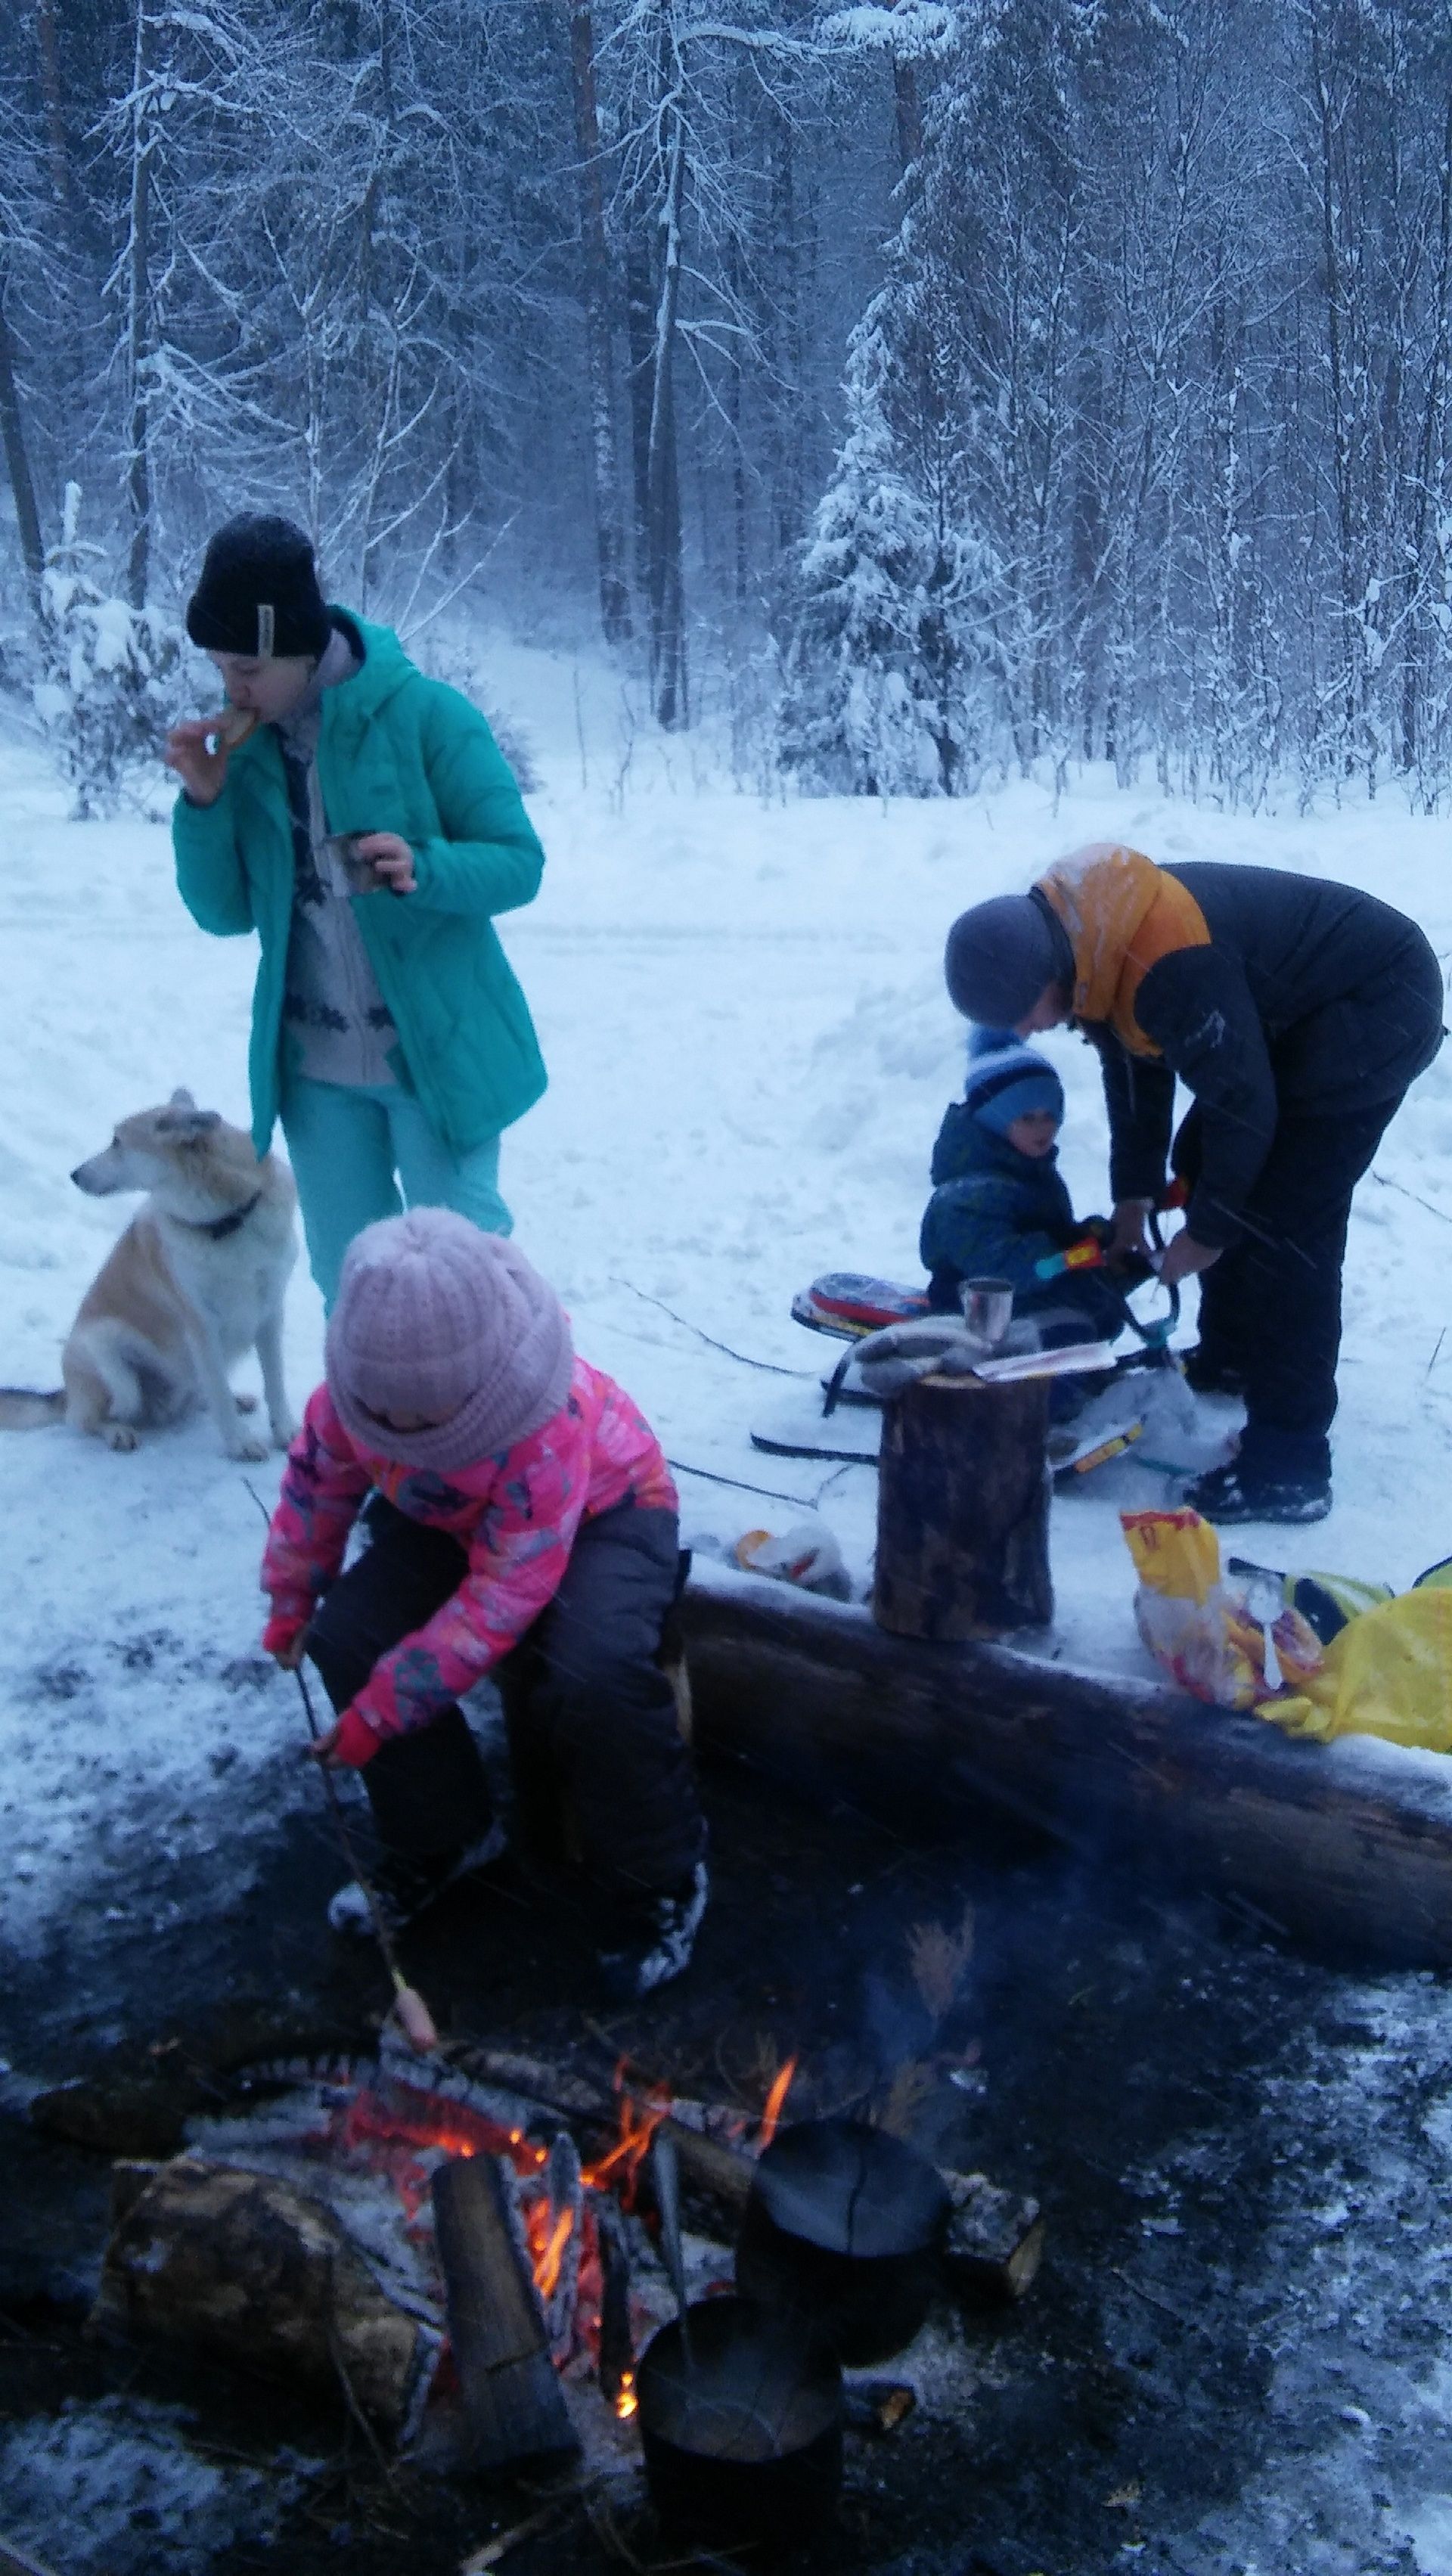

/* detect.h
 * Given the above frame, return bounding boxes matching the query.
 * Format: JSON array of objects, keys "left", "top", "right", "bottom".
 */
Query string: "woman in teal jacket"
[{"left": 166, "top": 514, "right": 546, "bottom": 1305}]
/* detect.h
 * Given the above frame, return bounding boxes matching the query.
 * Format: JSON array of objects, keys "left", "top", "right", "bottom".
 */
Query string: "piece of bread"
[{"left": 206, "top": 705, "right": 259, "bottom": 753}]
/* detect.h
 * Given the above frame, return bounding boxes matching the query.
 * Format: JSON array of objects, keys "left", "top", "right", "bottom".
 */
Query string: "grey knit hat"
[
  {"left": 944, "top": 894, "right": 1067, "bottom": 1027},
  {"left": 326, "top": 1209, "right": 574, "bottom": 1473}
]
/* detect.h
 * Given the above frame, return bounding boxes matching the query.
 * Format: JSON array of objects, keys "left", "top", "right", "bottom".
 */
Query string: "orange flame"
[
  {"left": 757, "top": 2056, "right": 797, "bottom": 2151},
  {"left": 614, "top": 2370, "right": 638, "bottom": 2421},
  {"left": 582, "top": 2061, "right": 672, "bottom": 2209},
  {"left": 531, "top": 2205, "right": 576, "bottom": 2302}
]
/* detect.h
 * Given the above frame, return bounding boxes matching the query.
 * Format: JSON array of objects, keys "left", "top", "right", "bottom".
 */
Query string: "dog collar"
[{"left": 178, "top": 1192, "right": 262, "bottom": 1243}]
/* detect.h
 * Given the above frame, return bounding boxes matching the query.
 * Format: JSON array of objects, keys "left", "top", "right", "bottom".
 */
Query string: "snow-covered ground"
[
  {"left": 2, "top": 644, "right": 1451, "bottom": 1958},
  {"left": 5, "top": 647, "right": 1452, "bottom": 2570}
]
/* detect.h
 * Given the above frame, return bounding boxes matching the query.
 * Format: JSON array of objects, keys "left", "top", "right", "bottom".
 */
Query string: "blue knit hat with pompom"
[{"left": 963, "top": 1026, "right": 1064, "bottom": 1137}]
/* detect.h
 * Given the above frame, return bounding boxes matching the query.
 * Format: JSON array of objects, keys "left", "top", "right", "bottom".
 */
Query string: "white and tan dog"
[{"left": 0, "top": 1091, "right": 298, "bottom": 1460}]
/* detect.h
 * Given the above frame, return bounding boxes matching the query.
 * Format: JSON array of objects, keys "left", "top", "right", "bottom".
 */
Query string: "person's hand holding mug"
[{"left": 348, "top": 831, "right": 417, "bottom": 895}]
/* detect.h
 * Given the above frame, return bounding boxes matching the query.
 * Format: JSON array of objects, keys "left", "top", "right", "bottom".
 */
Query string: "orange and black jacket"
[{"left": 1030, "top": 846, "right": 1442, "bottom": 1248}]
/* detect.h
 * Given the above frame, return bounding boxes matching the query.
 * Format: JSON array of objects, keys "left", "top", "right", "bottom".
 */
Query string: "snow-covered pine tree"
[
  {"left": 34, "top": 483, "right": 183, "bottom": 818},
  {"left": 778, "top": 296, "right": 984, "bottom": 795}
]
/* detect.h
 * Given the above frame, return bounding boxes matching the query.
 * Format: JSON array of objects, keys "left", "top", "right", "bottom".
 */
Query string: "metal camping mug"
[
  {"left": 960, "top": 1277, "right": 1015, "bottom": 1349},
  {"left": 321, "top": 831, "right": 382, "bottom": 893}
]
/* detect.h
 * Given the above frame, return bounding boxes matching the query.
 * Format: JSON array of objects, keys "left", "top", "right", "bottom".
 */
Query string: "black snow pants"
[
  {"left": 306, "top": 1496, "right": 704, "bottom": 1906},
  {"left": 1174, "top": 1097, "right": 1403, "bottom": 1477}
]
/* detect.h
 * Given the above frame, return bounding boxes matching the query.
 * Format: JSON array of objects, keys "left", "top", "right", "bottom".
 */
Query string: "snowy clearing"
[{"left": 2, "top": 645, "right": 1451, "bottom": 1954}]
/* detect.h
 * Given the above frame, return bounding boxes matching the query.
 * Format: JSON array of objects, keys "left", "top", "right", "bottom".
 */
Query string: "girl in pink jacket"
[{"left": 262, "top": 1208, "right": 706, "bottom": 1998}]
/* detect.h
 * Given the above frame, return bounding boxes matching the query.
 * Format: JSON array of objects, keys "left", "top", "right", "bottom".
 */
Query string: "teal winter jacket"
[{"left": 172, "top": 616, "right": 547, "bottom": 1158}]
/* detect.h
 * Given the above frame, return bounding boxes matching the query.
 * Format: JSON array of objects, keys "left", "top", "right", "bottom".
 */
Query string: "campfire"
[
  {"left": 90, "top": 2042, "right": 790, "bottom": 2467},
  {"left": 89, "top": 2034, "right": 1042, "bottom": 2542}
]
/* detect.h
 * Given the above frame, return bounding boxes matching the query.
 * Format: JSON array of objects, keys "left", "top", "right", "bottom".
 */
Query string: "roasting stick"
[
  {"left": 0, "top": 2534, "right": 61, "bottom": 2576},
  {"left": 244, "top": 1482, "right": 439, "bottom": 2053},
  {"left": 292, "top": 1659, "right": 439, "bottom": 2052}
]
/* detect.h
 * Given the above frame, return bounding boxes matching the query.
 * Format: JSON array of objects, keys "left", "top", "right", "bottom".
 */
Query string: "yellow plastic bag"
[
  {"left": 1120, "top": 1510, "right": 1324, "bottom": 1708},
  {"left": 1258, "top": 1585, "right": 1452, "bottom": 1749}
]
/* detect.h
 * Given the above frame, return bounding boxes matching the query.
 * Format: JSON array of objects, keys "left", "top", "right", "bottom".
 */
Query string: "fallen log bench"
[{"left": 680, "top": 1561, "right": 1452, "bottom": 1970}]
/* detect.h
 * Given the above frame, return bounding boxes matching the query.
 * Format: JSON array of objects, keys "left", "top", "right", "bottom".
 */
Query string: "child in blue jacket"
[{"left": 920, "top": 1028, "right": 1127, "bottom": 1345}]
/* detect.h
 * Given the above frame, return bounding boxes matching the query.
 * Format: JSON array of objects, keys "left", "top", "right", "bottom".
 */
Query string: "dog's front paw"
[
  {"left": 227, "top": 1432, "right": 272, "bottom": 1464},
  {"left": 101, "top": 1422, "right": 139, "bottom": 1453},
  {"left": 269, "top": 1417, "right": 299, "bottom": 1451}
]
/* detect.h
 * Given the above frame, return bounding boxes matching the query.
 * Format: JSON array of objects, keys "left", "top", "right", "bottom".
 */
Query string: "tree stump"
[{"left": 873, "top": 1370, "right": 1052, "bottom": 1638}]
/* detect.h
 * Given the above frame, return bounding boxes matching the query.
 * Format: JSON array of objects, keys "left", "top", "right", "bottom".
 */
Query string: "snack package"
[
  {"left": 1120, "top": 1510, "right": 1324, "bottom": 1708},
  {"left": 734, "top": 1519, "right": 852, "bottom": 1601},
  {"left": 1258, "top": 1585, "right": 1452, "bottom": 1749}
]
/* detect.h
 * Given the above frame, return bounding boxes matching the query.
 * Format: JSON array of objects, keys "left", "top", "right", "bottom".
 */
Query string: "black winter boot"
[
  {"left": 1180, "top": 1345, "right": 1246, "bottom": 1398},
  {"left": 327, "top": 1823, "right": 505, "bottom": 1939},
  {"left": 1184, "top": 1457, "right": 1331, "bottom": 1526},
  {"left": 596, "top": 1861, "right": 709, "bottom": 2001}
]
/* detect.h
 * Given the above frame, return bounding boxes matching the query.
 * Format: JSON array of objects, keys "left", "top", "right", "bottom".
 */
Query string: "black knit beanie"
[
  {"left": 944, "top": 892, "right": 1071, "bottom": 1026},
  {"left": 185, "top": 514, "right": 331, "bottom": 660}
]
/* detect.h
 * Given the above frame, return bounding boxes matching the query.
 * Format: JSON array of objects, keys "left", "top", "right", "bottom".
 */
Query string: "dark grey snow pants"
[{"left": 306, "top": 1495, "right": 704, "bottom": 1904}]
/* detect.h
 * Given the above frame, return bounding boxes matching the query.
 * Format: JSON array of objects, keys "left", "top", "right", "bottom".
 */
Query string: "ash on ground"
[{"left": 5, "top": 1764, "right": 1452, "bottom": 2574}]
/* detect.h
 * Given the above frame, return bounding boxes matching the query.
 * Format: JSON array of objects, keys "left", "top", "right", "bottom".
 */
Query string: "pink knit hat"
[{"left": 325, "top": 1209, "right": 574, "bottom": 1472}]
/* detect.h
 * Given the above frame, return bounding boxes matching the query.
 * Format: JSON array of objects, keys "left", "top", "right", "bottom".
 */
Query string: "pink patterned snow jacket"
[{"left": 262, "top": 1358, "right": 677, "bottom": 1768}]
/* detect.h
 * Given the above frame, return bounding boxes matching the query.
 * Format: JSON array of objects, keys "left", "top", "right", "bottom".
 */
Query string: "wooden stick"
[
  {"left": 290, "top": 1661, "right": 436, "bottom": 2047},
  {"left": 461, "top": 2502, "right": 564, "bottom": 2573},
  {"left": 244, "top": 1482, "right": 438, "bottom": 2050},
  {"left": 459, "top": 2474, "right": 634, "bottom": 2576},
  {"left": 0, "top": 2539, "right": 61, "bottom": 2576}
]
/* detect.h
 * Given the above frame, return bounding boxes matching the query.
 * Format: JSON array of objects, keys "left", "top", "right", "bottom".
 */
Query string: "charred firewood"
[
  {"left": 453, "top": 2044, "right": 759, "bottom": 2214},
  {"left": 594, "top": 2200, "right": 635, "bottom": 2407},
  {"left": 541, "top": 2131, "right": 584, "bottom": 2361},
  {"left": 432, "top": 2154, "right": 578, "bottom": 2472},
  {"left": 940, "top": 2169, "right": 1045, "bottom": 2304}
]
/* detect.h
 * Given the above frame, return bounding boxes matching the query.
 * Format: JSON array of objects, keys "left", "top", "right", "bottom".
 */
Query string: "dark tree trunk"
[
  {"left": 124, "top": 5, "right": 154, "bottom": 610},
  {"left": 33, "top": 0, "right": 71, "bottom": 212},
  {"left": 0, "top": 287, "right": 45, "bottom": 613},
  {"left": 625, "top": 228, "right": 655, "bottom": 589},
  {"left": 568, "top": 0, "right": 632, "bottom": 643},
  {"left": 644, "top": 33, "right": 688, "bottom": 730},
  {"left": 874, "top": 1374, "right": 1053, "bottom": 1638}
]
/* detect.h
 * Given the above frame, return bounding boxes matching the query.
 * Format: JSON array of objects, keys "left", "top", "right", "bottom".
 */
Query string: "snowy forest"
[{"left": 5, "top": 0, "right": 1452, "bottom": 807}]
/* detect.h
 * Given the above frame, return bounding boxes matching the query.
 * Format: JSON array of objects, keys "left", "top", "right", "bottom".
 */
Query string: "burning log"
[
  {"left": 874, "top": 1372, "right": 1053, "bottom": 1637},
  {"left": 594, "top": 2200, "right": 637, "bottom": 2413},
  {"left": 431, "top": 2155, "right": 579, "bottom": 2472},
  {"left": 454, "top": 2044, "right": 759, "bottom": 2215},
  {"left": 940, "top": 2170, "right": 1045, "bottom": 2304},
  {"left": 541, "top": 2132, "right": 584, "bottom": 2360},
  {"left": 90, "top": 2152, "right": 432, "bottom": 2435}
]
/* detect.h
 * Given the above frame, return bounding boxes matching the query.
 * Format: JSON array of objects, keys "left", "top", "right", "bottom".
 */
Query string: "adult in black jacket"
[{"left": 943, "top": 846, "right": 1444, "bottom": 1522}]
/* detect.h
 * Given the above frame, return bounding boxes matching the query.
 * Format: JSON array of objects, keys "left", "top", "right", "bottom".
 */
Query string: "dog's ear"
[
  {"left": 169, "top": 1087, "right": 197, "bottom": 1111},
  {"left": 157, "top": 1103, "right": 222, "bottom": 1139}
]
